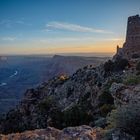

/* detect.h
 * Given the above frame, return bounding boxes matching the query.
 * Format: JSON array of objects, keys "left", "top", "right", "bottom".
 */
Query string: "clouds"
[
  {"left": 1, "top": 37, "right": 17, "bottom": 41},
  {"left": 45, "top": 21, "right": 112, "bottom": 34},
  {"left": 39, "top": 37, "right": 123, "bottom": 44},
  {"left": 0, "top": 19, "right": 31, "bottom": 29},
  {"left": 0, "top": 19, "right": 12, "bottom": 28}
]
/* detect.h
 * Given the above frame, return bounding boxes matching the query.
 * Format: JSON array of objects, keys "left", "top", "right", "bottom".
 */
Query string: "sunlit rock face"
[
  {"left": 0, "top": 125, "right": 101, "bottom": 140},
  {"left": 114, "top": 15, "right": 140, "bottom": 59}
]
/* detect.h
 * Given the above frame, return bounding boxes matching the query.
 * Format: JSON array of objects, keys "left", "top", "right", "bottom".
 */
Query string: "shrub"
[
  {"left": 48, "top": 104, "right": 93, "bottom": 129},
  {"left": 94, "top": 117, "right": 107, "bottom": 128},
  {"left": 83, "top": 65, "right": 88, "bottom": 70},
  {"left": 107, "top": 103, "right": 140, "bottom": 139},
  {"left": 98, "top": 91, "right": 114, "bottom": 106},
  {"left": 123, "top": 75, "right": 140, "bottom": 85},
  {"left": 0, "top": 110, "right": 23, "bottom": 134},
  {"left": 100, "top": 104, "right": 114, "bottom": 117},
  {"left": 132, "top": 53, "right": 140, "bottom": 58},
  {"left": 37, "top": 97, "right": 55, "bottom": 128},
  {"left": 48, "top": 108, "right": 63, "bottom": 129},
  {"left": 114, "top": 58, "right": 129, "bottom": 71},
  {"left": 78, "top": 92, "right": 92, "bottom": 110},
  {"left": 104, "top": 58, "right": 128, "bottom": 73},
  {"left": 104, "top": 60, "right": 114, "bottom": 72},
  {"left": 136, "top": 61, "right": 140, "bottom": 71},
  {"left": 98, "top": 85, "right": 114, "bottom": 117},
  {"left": 63, "top": 105, "right": 92, "bottom": 127},
  {"left": 38, "top": 97, "right": 55, "bottom": 113}
]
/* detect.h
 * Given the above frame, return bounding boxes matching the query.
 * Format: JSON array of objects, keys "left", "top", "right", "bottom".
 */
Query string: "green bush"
[
  {"left": 0, "top": 110, "right": 23, "bottom": 134},
  {"left": 104, "top": 58, "right": 128, "bottom": 73},
  {"left": 136, "top": 61, "right": 140, "bottom": 71},
  {"left": 132, "top": 53, "right": 140, "bottom": 58},
  {"left": 114, "top": 58, "right": 129, "bottom": 71},
  {"left": 98, "top": 91, "right": 114, "bottom": 106},
  {"left": 49, "top": 108, "right": 63, "bottom": 129},
  {"left": 94, "top": 117, "right": 107, "bottom": 128},
  {"left": 123, "top": 75, "right": 140, "bottom": 85},
  {"left": 37, "top": 97, "right": 56, "bottom": 128},
  {"left": 107, "top": 103, "right": 140, "bottom": 139},
  {"left": 48, "top": 104, "right": 93, "bottom": 129},
  {"left": 62, "top": 105, "right": 92, "bottom": 127},
  {"left": 104, "top": 60, "right": 114, "bottom": 72},
  {"left": 100, "top": 104, "right": 114, "bottom": 117},
  {"left": 38, "top": 97, "right": 54, "bottom": 113},
  {"left": 98, "top": 85, "right": 114, "bottom": 117},
  {"left": 78, "top": 92, "right": 92, "bottom": 110}
]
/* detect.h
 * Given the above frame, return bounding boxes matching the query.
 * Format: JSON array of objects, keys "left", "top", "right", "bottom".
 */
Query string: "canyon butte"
[{"left": 0, "top": 15, "right": 140, "bottom": 140}]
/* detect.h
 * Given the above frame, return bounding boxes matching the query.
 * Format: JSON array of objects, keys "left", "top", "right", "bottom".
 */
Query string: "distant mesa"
[
  {"left": 53, "top": 55, "right": 64, "bottom": 59},
  {"left": 114, "top": 15, "right": 140, "bottom": 59}
]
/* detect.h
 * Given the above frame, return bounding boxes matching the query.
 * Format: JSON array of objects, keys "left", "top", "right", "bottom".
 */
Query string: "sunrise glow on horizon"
[{"left": 0, "top": 0, "right": 140, "bottom": 55}]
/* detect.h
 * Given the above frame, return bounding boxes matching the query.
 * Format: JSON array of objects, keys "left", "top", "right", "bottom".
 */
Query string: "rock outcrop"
[
  {"left": 110, "top": 83, "right": 140, "bottom": 107},
  {"left": 0, "top": 125, "right": 102, "bottom": 140}
]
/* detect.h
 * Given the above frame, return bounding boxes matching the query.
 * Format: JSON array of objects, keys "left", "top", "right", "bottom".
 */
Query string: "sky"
[{"left": 0, "top": 0, "right": 140, "bottom": 55}]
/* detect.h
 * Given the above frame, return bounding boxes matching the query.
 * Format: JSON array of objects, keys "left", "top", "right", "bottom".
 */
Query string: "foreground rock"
[
  {"left": 0, "top": 125, "right": 135, "bottom": 140},
  {"left": 0, "top": 125, "right": 101, "bottom": 140}
]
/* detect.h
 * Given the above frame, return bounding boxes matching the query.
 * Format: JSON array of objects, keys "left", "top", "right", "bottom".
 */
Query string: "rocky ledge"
[
  {"left": 0, "top": 125, "right": 101, "bottom": 140},
  {"left": 0, "top": 125, "right": 135, "bottom": 140}
]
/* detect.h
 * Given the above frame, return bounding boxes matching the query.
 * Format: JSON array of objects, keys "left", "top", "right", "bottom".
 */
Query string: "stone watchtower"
[
  {"left": 114, "top": 15, "right": 140, "bottom": 59},
  {"left": 125, "top": 14, "right": 140, "bottom": 47}
]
